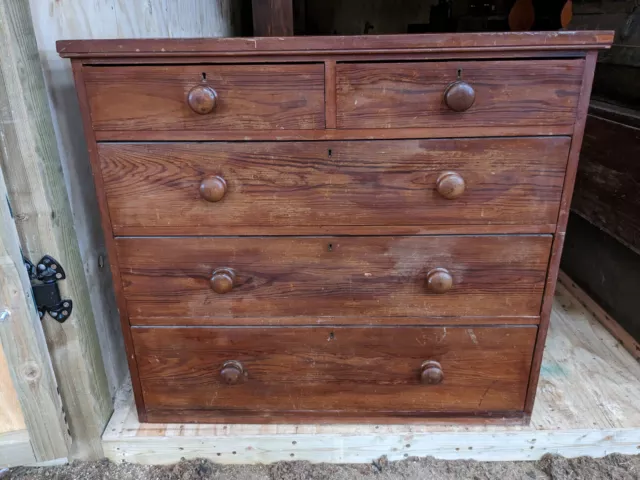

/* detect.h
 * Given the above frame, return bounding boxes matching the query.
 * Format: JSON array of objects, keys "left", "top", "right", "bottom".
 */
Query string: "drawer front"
[
  {"left": 100, "top": 137, "right": 570, "bottom": 235},
  {"left": 84, "top": 64, "right": 325, "bottom": 131},
  {"left": 337, "top": 60, "right": 583, "bottom": 129},
  {"left": 117, "top": 235, "right": 551, "bottom": 324},
  {"left": 133, "top": 326, "right": 536, "bottom": 419}
]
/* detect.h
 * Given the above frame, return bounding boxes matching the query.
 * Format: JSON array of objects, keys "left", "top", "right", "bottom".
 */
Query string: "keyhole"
[
  {"left": 328, "top": 332, "right": 335, "bottom": 341},
  {"left": 328, "top": 243, "right": 333, "bottom": 252},
  {"left": 457, "top": 68, "right": 462, "bottom": 79},
  {"left": 202, "top": 72, "right": 207, "bottom": 81},
  {"left": 328, "top": 149, "right": 332, "bottom": 157}
]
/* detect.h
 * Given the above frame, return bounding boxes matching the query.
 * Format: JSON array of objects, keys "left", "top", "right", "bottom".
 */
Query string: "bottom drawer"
[{"left": 133, "top": 326, "right": 536, "bottom": 423}]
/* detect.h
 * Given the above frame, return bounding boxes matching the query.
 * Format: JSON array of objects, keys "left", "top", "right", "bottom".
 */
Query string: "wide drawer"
[
  {"left": 117, "top": 235, "right": 551, "bottom": 324},
  {"left": 100, "top": 137, "right": 570, "bottom": 235},
  {"left": 336, "top": 59, "right": 584, "bottom": 130},
  {"left": 133, "top": 325, "right": 536, "bottom": 422},
  {"left": 83, "top": 64, "right": 325, "bottom": 131}
]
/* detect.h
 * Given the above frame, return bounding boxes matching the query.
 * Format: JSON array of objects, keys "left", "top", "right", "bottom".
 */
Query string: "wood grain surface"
[
  {"left": 572, "top": 110, "right": 640, "bottom": 254},
  {"left": 132, "top": 325, "right": 536, "bottom": 421},
  {"left": 116, "top": 235, "right": 552, "bottom": 323},
  {"left": 252, "top": 0, "right": 293, "bottom": 36},
  {"left": 523, "top": 50, "right": 599, "bottom": 415},
  {"left": 55, "top": 31, "right": 614, "bottom": 58},
  {"left": 0, "top": 343, "right": 25, "bottom": 434},
  {"left": 337, "top": 60, "right": 584, "bottom": 129},
  {"left": 99, "top": 138, "right": 570, "bottom": 235},
  {"left": 84, "top": 64, "right": 324, "bottom": 131}
]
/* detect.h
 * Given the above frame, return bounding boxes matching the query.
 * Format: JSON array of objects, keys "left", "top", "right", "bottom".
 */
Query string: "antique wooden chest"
[{"left": 58, "top": 31, "right": 612, "bottom": 424}]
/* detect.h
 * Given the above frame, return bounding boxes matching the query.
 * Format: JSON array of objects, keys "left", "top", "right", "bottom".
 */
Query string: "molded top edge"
[{"left": 57, "top": 31, "right": 614, "bottom": 58}]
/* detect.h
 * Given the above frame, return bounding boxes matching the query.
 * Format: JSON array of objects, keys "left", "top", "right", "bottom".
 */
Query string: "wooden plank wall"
[
  {"left": 0, "top": 163, "right": 70, "bottom": 461},
  {"left": 563, "top": 0, "right": 640, "bottom": 342},
  {"left": 20, "top": 0, "right": 239, "bottom": 459},
  {"left": 0, "top": 0, "right": 108, "bottom": 461},
  {"left": 29, "top": 0, "right": 240, "bottom": 403}
]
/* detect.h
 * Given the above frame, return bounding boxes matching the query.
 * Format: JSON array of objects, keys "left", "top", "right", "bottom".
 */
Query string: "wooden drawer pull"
[
  {"left": 421, "top": 360, "right": 444, "bottom": 385},
  {"left": 199, "top": 175, "right": 227, "bottom": 202},
  {"left": 187, "top": 85, "right": 218, "bottom": 114},
  {"left": 436, "top": 171, "right": 465, "bottom": 199},
  {"left": 443, "top": 80, "right": 475, "bottom": 112},
  {"left": 220, "top": 360, "right": 245, "bottom": 385},
  {"left": 426, "top": 267, "right": 453, "bottom": 294},
  {"left": 210, "top": 267, "right": 236, "bottom": 294}
]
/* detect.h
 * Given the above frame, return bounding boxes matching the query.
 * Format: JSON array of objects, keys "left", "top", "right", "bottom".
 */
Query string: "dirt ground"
[{"left": 5, "top": 454, "right": 640, "bottom": 480}]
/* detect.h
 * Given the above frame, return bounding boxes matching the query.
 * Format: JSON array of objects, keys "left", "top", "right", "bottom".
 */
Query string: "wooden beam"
[
  {"left": 0, "top": 0, "right": 110, "bottom": 460},
  {"left": 0, "top": 167, "right": 70, "bottom": 461},
  {"left": 252, "top": 0, "right": 294, "bottom": 36}
]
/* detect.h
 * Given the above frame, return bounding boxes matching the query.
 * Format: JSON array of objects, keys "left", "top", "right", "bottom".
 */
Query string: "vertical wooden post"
[
  {"left": 0, "top": 0, "right": 110, "bottom": 460},
  {"left": 0, "top": 167, "right": 70, "bottom": 462},
  {"left": 252, "top": 0, "right": 294, "bottom": 36}
]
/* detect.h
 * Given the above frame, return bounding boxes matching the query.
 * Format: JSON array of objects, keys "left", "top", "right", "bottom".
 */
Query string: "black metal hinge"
[{"left": 24, "top": 255, "right": 73, "bottom": 323}]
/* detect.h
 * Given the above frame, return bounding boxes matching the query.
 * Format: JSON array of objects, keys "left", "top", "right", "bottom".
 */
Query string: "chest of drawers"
[{"left": 59, "top": 31, "right": 612, "bottom": 424}]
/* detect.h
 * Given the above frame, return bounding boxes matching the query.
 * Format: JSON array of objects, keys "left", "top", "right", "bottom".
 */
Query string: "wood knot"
[{"left": 21, "top": 361, "right": 41, "bottom": 383}]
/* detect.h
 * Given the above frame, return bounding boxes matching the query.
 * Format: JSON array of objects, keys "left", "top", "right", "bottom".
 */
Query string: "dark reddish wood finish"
[
  {"left": 99, "top": 138, "right": 570, "bottom": 236},
  {"left": 84, "top": 64, "right": 325, "bottom": 131},
  {"left": 443, "top": 81, "right": 476, "bottom": 112},
  {"left": 61, "top": 33, "right": 612, "bottom": 424},
  {"left": 116, "top": 235, "right": 551, "bottom": 323},
  {"left": 336, "top": 60, "right": 584, "bottom": 130},
  {"left": 186, "top": 85, "right": 218, "bottom": 114},
  {"left": 133, "top": 326, "right": 537, "bottom": 421},
  {"left": 524, "top": 51, "right": 599, "bottom": 414},
  {"left": 70, "top": 61, "right": 148, "bottom": 422},
  {"left": 252, "top": 0, "right": 294, "bottom": 37},
  {"left": 56, "top": 31, "right": 613, "bottom": 58}
]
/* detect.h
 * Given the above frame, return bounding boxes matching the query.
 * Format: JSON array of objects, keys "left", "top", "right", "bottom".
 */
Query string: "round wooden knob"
[
  {"left": 444, "top": 81, "right": 475, "bottom": 112},
  {"left": 426, "top": 268, "right": 453, "bottom": 294},
  {"left": 199, "top": 176, "right": 227, "bottom": 202},
  {"left": 220, "top": 360, "right": 245, "bottom": 385},
  {"left": 421, "top": 360, "right": 444, "bottom": 385},
  {"left": 436, "top": 172, "right": 465, "bottom": 200},
  {"left": 210, "top": 268, "right": 236, "bottom": 294},
  {"left": 187, "top": 85, "right": 217, "bottom": 114}
]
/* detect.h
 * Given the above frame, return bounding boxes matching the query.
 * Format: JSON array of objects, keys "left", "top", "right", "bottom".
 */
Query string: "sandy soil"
[{"left": 5, "top": 454, "right": 640, "bottom": 480}]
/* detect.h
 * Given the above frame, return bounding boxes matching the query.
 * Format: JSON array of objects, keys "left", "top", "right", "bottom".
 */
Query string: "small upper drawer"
[
  {"left": 336, "top": 59, "right": 584, "bottom": 130},
  {"left": 83, "top": 64, "right": 325, "bottom": 131}
]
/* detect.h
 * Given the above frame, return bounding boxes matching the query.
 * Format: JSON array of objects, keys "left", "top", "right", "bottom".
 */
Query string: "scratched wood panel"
[
  {"left": 100, "top": 137, "right": 570, "bottom": 235},
  {"left": 337, "top": 60, "right": 584, "bottom": 129},
  {"left": 84, "top": 64, "right": 325, "bottom": 131},
  {"left": 117, "top": 235, "right": 551, "bottom": 323},
  {"left": 132, "top": 325, "right": 536, "bottom": 421}
]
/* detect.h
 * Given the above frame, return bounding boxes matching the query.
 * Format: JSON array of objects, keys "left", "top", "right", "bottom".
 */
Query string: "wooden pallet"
[{"left": 102, "top": 283, "right": 640, "bottom": 464}]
